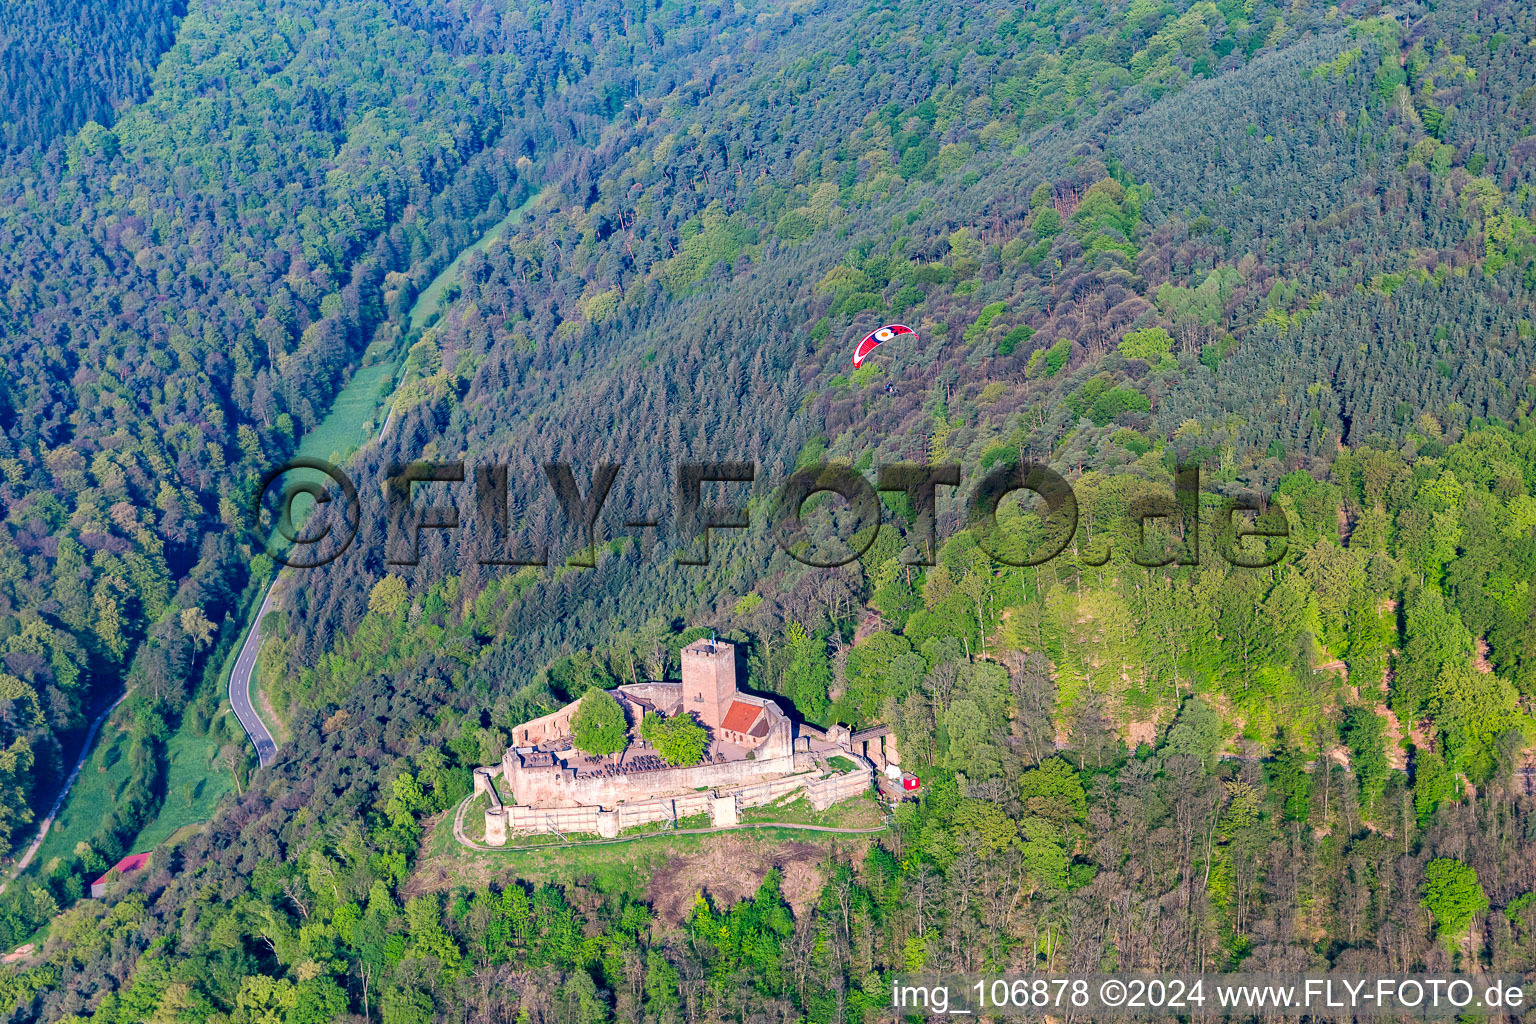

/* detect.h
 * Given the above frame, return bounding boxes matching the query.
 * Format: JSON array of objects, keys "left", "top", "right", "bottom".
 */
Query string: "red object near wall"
[
  {"left": 90, "top": 852, "right": 151, "bottom": 899},
  {"left": 902, "top": 774, "right": 920, "bottom": 791}
]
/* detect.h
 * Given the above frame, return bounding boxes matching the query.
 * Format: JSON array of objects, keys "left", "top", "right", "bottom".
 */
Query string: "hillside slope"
[{"left": 5, "top": 0, "right": 1536, "bottom": 1019}]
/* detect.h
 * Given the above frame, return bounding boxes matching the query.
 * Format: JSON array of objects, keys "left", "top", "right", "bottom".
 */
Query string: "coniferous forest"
[{"left": 3, "top": 0, "right": 1536, "bottom": 1019}]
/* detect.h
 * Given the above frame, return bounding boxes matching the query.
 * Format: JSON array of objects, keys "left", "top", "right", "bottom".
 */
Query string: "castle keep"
[{"left": 471, "top": 639, "right": 895, "bottom": 842}]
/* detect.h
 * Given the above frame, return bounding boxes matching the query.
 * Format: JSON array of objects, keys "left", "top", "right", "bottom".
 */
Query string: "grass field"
[
  {"left": 132, "top": 727, "right": 233, "bottom": 853},
  {"left": 416, "top": 819, "right": 708, "bottom": 898},
  {"left": 415, "top": 809, "right": 868, "bottom": 903},
  {"left": 738, "top": 792, "right": 884, "bottom": 828},
  {"left": 294, "top": 343, "right": 397, "bottom": 466},
  {"left": 30, "top": 711, "right": 238, "bottom": 870},
  {"left": 410, "top": 189, "right": 545, "bottom": 331},
  {"left": 30, "top": 726, "right": 134, "bottom": 869},
  {"left": 270, "top": 333, "right": 402, "bottom": 521}
]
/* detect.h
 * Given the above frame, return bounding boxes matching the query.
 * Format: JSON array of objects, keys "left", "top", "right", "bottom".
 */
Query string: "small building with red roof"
[{"left": 90, "top": 852, "right": 150, "bottom": 899}]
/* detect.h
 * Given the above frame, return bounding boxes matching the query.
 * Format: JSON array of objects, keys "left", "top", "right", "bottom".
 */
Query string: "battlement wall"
[
  {"left": 731, "top": 774, "right": 811, "bottom": 808},
  {"left": 502, "top": 788, "right": 731, "bottom": 837},
  {"left": 505, "top": 746, "right": 798, "bottom": 806},
  {"left": 507, "top": 803, "right": 604, "bottom": 834},
  {"left": 479, "top": 763, "right": 873, "bottom": 839},
  {"left": 617, "top": 682, "right": 684, "bottom": 715}
]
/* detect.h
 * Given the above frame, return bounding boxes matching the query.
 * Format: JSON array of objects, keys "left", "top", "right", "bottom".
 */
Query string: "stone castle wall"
[
  {"left": 805, "top": 766, "right": 876, "bottom": 810},
  {"left": 504, "top": 791, "right": 716, "bottom": 835},
  {"left": 730, "top": 773, "right": 814, "bottom": 809},
  {"left": 727, "top": 763, "right": 875, "bottom": 813},
  {"left": 505, "top": 745, "right": 799, "bottom": 807},
  {"left": 617, "top": 682, "right": 685, "bottom": 712},
  {"left": 506, "top": 803, "right": 605, "bottom": 835},
  {"left": 510, "top": 700, "right": 585, "bottom": 748},
  {"left": 473, "top": 766, "right": 509, "bottom": 845},
  {"left": 476, "top": 762, "right": 876, "bottom": 844}
]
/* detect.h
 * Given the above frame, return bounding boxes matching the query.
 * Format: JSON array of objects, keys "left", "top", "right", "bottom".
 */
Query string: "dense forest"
[
  {"left": 3, "top": 0, "right": 1536, "bottom": 1019},
  {"left": 0, "top": 0, "right": 805, "bottom": 950},
  {"left": 0, "top": 0, "right": 185, "bottom": 159}
]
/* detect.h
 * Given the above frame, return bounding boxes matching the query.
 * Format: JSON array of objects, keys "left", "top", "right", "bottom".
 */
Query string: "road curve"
[
  {"left": 228, "top": 385, "right": 394, "bottom": 768},
  {"left": 229, "top": 585, "right": 279, "bottom": 767},
  {"left": 227, "top": 197, "right": 539, "bottom": 767}
]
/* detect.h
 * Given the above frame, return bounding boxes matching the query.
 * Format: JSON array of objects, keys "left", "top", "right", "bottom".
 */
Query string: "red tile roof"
[
  {"left": 719, "top": 700, "right": 763, "bottom": 734},
  {"left": 93, "top": 852, "right": 150, "bottom": 887}
]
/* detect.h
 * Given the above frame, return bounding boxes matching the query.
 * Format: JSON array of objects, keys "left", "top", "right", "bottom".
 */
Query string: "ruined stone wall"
[
  {"left": 507, "top": 804, "right": 604, "bottom": 833},
  {"left": 505, "top": 747, "right": 798, "bottom": 807},
  {"left": 509, "top": 683, "right": 687, "bottom": 750},
  {"left": 731, "top": 774, "right": 814, "bottom": 809},
  {"left": 504, "top": 791, "right": 716, "bottom": 835},
  {"left": 805, "top": 767, "right": 874, "bottom": 810},
  {"left": 472, "top": 765, "right": 505, "bottom": 803},
  {"left": 486, "top": 764, "right": 872, "bottom": 838},
  {"left": 758, "top": 709, "right": 794, "bottom": 760},
  {"left": 614, "top": 792, "right": 712, "bottom": 830},
  {"left": 732, "top": 766, "right": 873, "bottom": 813},
  {"left": 510, "top": 700, "right": 585, "bottom": 748},
  {"left": 618, "top": 682, "right": 683, "bottom": 713}
]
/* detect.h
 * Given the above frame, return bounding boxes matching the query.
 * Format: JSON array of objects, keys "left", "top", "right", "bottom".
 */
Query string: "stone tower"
[{"left": 681, "top": 638, "right": 737, "bottom": 730}]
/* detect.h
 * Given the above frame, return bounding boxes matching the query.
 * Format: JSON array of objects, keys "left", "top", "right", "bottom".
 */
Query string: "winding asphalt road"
[
  {"left": 225, "top": 188, "right": 539, "bottom": 768},
  {"left": 228, "top": 585, "right": 280, "bottom": 767},
  {"left": 228, "top": 362, "right": 399, "bottom": 768}
]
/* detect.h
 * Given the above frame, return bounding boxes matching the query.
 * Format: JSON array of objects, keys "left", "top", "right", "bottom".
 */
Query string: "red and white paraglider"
[{"left": 851, "top": 323, "right": 916, "bottom": 368}]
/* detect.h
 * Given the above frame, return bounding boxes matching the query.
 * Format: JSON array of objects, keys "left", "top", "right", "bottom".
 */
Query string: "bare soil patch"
[
  {"left": 1124, "top": 719, "right": 1157, "bottom": 747},
  {"left": 648, "top": 836, "right": 829, "bottom": 924}
]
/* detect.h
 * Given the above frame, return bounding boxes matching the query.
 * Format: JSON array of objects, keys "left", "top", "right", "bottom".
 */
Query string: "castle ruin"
[{"left": 470, "top": 638, "right": 895, "bottom": 842}]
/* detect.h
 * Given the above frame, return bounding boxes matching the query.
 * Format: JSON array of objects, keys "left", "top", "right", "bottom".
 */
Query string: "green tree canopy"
[
  {"left": 1018, "top": 756, "right": 1087, "bottom": 824},
  {"left": 1420, "top": 858, "right": 1488, "bottom": 941},
  {"left": 640, "top": 711, "right": 708, "bottom": 766},
  {"left": 1162, "top": 695, "right": 1225, "bottom": 770},
  {"left": 953, "top": 798, "right": 1018, "bottom": 854},
  {"left": 571, "top": 687, "right": 628, "bottom": 758},
  {"left": 1340, "top": 705, "right": 1390, "bottom": 807},
  {"left": 1269, "top": 731, "right": 1312, "bottom": 822},
  {"left": 1117, "top": 326, "right": 1175, "bottom": 368}
]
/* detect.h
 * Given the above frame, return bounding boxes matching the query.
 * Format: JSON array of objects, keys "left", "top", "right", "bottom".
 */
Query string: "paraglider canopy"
[{"left": 851, "top": 323, "right": 915, "bottom": 368}]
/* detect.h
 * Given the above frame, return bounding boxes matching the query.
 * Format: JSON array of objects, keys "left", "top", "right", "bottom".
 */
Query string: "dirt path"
[{"left": 0, "top": 689, "right": 132, "bottom": 892}]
